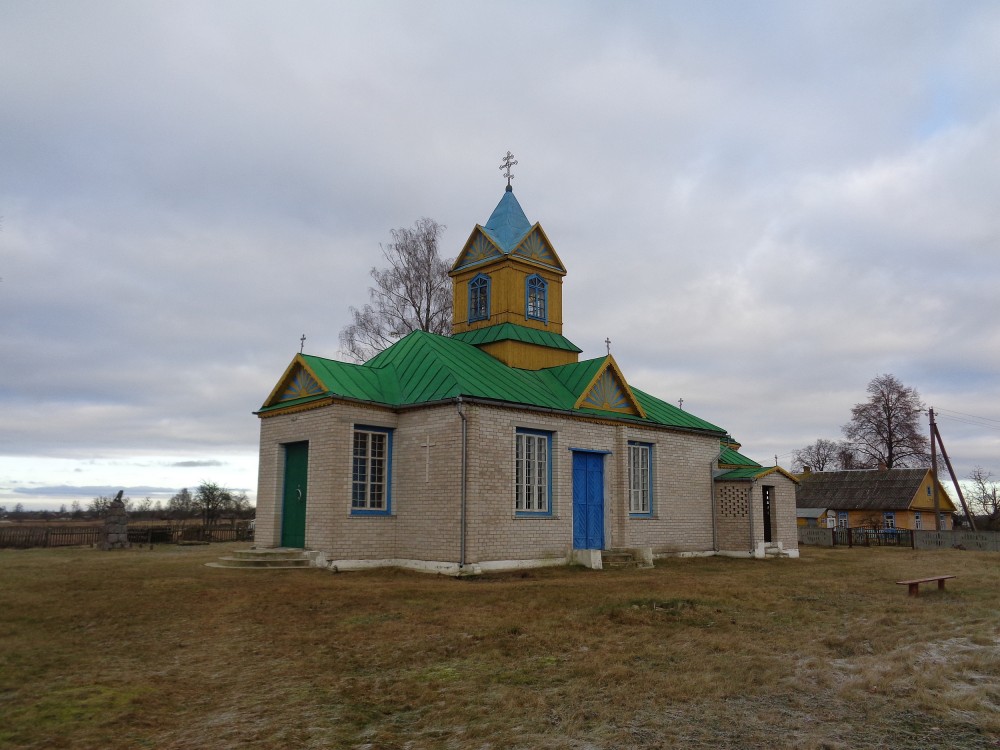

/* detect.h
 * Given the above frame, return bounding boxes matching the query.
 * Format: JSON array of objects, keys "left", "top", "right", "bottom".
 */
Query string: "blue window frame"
[
  {"left": 469, "top": 274, "right": 490, "bottom": 322},
  {"left": 351, "top": 425, "right": 392, "bottom": 515},
  {"left": 515, "top": 428, "right": 552, "bottom": 515},
  {"left": 837, "top": 511, "right": 848, "bottom": 528},
  {"left": 628, "top": 441, "right": 653, "bottom": 516},
  {"left": 525, "top": 274, "right": 547, "bottom": 322},
  {"left": 883, "top": 511, "right": 895, "bottom": 529}
]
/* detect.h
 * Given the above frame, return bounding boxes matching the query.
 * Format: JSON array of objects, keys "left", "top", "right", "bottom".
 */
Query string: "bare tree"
[
  {"left": 835, "top": 442, "right": 871, "bottom": 470},
  {"left": 195, "top": 482, "right": 228, "bottom": 525},
  {"left": 792, "top": 438, "right": 840, "bottom": 472},
  {"left": 194, "top": 482, "right": 249, "bottom": 525},
  {"left": 968, "top": 467, "right": 1000, "bottom": 530},
  {"left": 339, "top": 218, "right": 452, "bottom": 362},
  {"left": 168, "top": 488, "right": 196, "bottom": 521},
  {"left": 841, "top": 374, "right": 929, "bottom": 469}
]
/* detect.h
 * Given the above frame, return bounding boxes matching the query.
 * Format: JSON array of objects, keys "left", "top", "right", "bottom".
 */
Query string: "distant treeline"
[{"left": 1, "top": 482, "right": 254, "bottom": 525}]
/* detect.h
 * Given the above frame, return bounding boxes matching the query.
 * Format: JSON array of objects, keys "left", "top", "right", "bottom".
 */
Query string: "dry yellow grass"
[{"left": 1, "top": 544, "right": 998, "bottom": 749}]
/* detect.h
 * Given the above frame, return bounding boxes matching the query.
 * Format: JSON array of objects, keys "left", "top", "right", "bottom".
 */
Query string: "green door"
[{"left": 281, "top": 441, "right": 308, "bottom": 548}]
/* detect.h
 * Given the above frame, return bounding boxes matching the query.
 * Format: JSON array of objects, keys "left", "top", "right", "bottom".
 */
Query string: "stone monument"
[{"left": 101, "top": 490, "right": 130, "bottom": 550}]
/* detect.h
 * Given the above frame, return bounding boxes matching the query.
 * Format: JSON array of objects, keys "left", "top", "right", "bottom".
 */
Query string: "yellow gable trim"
[
  {"left": 754, "top": 466, "right": 802, "bottom": 485},
  {"left": 574, "top": 356, "right": 647, "bottom": 418},
  {"left": 261, "top": 355, "right": 328, "bottom": 409},
  {"left": 450, "top": 226, "right": 503, "bottom": 273},
  {"left": 511, "top": 222, "right": 566, "bottom": 275}
]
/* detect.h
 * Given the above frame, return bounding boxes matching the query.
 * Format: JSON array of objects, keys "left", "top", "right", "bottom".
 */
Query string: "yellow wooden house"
[{"left": 795, "top": 468, "right": 956, "bottom": 530}]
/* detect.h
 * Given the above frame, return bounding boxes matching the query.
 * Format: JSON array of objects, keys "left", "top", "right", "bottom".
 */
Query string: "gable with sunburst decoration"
[
  {"left": 278, "top": 366, "right": 325, "bottom": 402},
  {"left": 453, "top": 229, "right": 502, "bottom": 270},
  {"left": 512, "top": 227, "right": 562, "bottom": 269},
  {"left": 576, "top": 358, "right": 645, "bottom": 417}
]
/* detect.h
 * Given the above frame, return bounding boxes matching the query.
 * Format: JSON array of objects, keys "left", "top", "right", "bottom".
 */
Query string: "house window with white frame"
[
  {"left": 837, "top": 511, "right": 848, "bottom": 528},
  {"left": 515, "top": 428, "right": 551, "bottom": 514},
  {"left": 883, "top": 511, "right": 895, "bottom": 529},
  {"left": 352, "top": 427, "right": 392, "bottom": 513},
  {"left": 914, "top": 511, "right": 922, "bottom": 529},
  {"left": 628, "top": 441, "right": 653, "bottom": 515}
]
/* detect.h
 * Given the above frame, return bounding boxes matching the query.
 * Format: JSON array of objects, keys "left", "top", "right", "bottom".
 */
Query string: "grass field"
[{"left": 1, "top": 544, "right": 998, "bottom": 749}]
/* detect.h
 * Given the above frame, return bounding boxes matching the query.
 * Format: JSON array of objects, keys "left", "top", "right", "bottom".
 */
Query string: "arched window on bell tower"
[
  {"left": 525, "top": 274, "right": 547, "bottom": 323},
  {"left": 469, "top": 273, "right": 491, "bottom": 322}
]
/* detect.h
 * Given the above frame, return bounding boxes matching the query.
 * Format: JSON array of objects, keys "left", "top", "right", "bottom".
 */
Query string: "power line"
[
  {"left": 934, "top": 412, "right": 1000, "bottom": 433},
  {"left": 935, "top": 406, "right": 1000, "bottom": 424}
]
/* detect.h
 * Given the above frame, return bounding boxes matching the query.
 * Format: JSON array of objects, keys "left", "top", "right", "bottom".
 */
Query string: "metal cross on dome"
[{"left": 500, "top": 151, "right": 517, "bottom": 189}]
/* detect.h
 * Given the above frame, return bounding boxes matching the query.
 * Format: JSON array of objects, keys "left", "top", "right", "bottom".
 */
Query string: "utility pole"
[
  {"left": 930, "top": 408, "right": 941, "bottom": 530},
  {"left": 929, "top": 407, "right": 977, "bottom": 532}
]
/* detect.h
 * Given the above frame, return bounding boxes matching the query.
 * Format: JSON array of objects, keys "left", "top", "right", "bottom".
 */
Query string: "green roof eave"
[
  {"left": 716, "top": 466, "right": 800, "bottom": 483},
  {"left": 631, "top": 388, "right": 727, "bottom": 434},
  {"left": 719, "top": 445, "right": 762, "bottom": 468},
  {"left": 255, "top": 393, "right": 330, "bottom": 414},
  {"left": 452, "top": 323, "right": 582, "bottom": 353}
]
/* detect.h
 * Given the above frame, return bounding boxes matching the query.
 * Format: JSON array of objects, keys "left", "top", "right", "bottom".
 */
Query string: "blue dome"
[{"left": 482, "top": 190, "right": 531, "bottom": 252}]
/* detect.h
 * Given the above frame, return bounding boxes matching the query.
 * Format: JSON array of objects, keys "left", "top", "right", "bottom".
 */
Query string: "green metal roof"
[
  {"left": 719, "top": 445, "right": 761, "bottom": 468},
  {"left": 715, "top": 466, "right": 800, "bottom": 484},
  {"left": 259, "top": 330, "right": 727, "bottom": 437},
  {"left": 452, "top": 323, "right": 582, "bottom": 353}
]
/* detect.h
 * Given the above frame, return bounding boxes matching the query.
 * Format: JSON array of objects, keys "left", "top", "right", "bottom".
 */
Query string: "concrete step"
[
  {"left": 601, "top": 549, "right": 652, "bottom": 570},
  {"left": 231, "top": 548, "right": 309, "bottom": 561},
  {"left": 206, "top": 547, "right": 314, "bottom": 570}
]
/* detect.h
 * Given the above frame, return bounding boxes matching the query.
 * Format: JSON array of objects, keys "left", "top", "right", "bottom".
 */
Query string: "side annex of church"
[{"left": 253, "top": 178, "right": 799, "bottom": 573}]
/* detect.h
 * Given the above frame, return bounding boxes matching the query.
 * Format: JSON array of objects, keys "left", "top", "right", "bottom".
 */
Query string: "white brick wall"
[
  {"left": 256, "top": 398, "right": 772, "bottom": 567},
  {"left": 713, "top": 474, "right": 799, "bottom": 555}
]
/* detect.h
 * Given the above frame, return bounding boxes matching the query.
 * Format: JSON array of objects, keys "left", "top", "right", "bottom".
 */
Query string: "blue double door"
[{"left": 572, "top": 451, "right": 605, "bottom": 550}]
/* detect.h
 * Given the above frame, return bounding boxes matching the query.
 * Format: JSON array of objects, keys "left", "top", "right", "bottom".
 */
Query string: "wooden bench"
[{"left": 896, "top": 575, "right": 956, "bottom": 597}]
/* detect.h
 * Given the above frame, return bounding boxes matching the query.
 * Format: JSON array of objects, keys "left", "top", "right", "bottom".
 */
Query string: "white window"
[
  {"left": 883, "top": 511, "right": 895, "bottom": 529},
  {"left": 837, "top": 511, "right": 848, "bottom": 528},
  {"left": 352, "top": 428, "right": 390, "bottom": 512},
  {"left": 628, "top": 442, "right": 652, "bottom": 515},
  {"left": 515, "top": 430, "right": 550, "bottom": 513},
  {"left": 914, "top": 512, "right": 922, "bottom": 529}
]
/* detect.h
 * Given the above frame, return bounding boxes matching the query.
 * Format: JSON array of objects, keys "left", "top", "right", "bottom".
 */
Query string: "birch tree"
[{"left": 339, "top": 218, "right": 452, "bottom": 362}]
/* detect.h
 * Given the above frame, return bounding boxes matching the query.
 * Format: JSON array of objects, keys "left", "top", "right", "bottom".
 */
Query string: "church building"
[{"left": 253, "top": 171, "right": 798, "bottom": 573}]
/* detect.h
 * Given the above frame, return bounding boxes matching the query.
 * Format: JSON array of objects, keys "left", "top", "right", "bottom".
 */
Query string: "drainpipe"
[
  {"left": 456, "top": 397, "right": 468, "bottom": 568},
  {"left": 709, "top": 447, "right": 725, "bottom": 552}
]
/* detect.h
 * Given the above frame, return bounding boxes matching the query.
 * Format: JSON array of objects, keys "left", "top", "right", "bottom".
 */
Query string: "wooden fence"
[
  {"left": 799, "top": 527, "right": 1000, "bottom": 551},
  {"left": 797, "top": 527, "right": 913, "bottom": 548},
  {"left": 0, "top": 523, "right": 254, "bottom": 549}
]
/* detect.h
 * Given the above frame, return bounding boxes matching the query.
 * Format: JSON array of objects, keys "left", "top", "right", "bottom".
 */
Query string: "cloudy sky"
[{"left": 3, "top": 1, "right": 999, "bottom": 511}]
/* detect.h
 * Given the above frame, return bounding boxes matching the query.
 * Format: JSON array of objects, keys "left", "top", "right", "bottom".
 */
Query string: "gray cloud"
[
  {"left": 2, "top": 1, "right": 999, "bottom": 502},
  {"left": 13, "top": 485, "right": 177, "bottom": 498}
]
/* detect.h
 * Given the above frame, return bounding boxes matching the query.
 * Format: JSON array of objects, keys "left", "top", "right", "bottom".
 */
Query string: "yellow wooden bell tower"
[{"left": 449, "top": 177, "right": 581, "bottom": 370}]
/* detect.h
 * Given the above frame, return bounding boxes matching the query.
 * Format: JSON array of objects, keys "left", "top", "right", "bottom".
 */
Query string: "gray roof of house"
[{"left": 795, "top": 468, "right": 935, "bottom": 511}]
